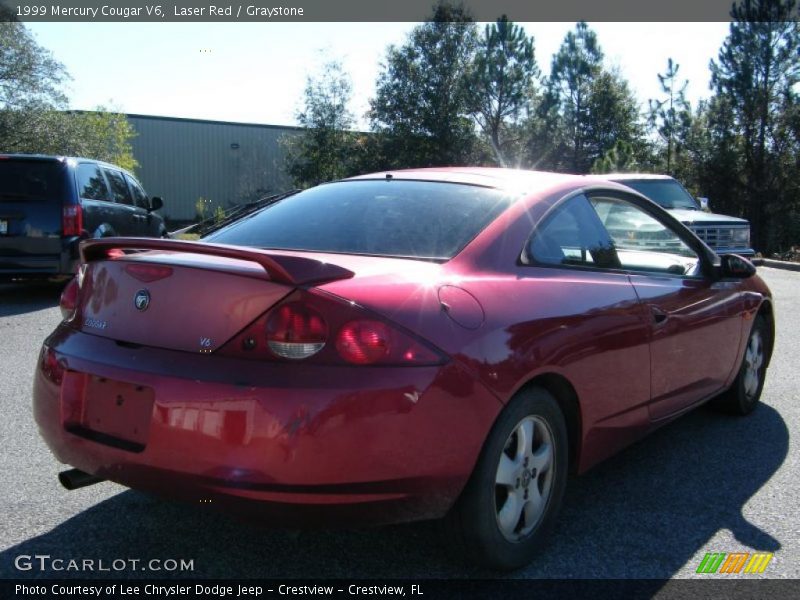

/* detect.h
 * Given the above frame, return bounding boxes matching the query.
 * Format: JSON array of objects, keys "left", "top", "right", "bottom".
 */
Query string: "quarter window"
[
  {"left": 527, "top": 195, "right": 620, "bottom": 269},
  {"left": 104, "top": 169, "right": 133, "bottom": 205},
  {"left": 76, "top": 164, "right": 110, "bottom": 201}
]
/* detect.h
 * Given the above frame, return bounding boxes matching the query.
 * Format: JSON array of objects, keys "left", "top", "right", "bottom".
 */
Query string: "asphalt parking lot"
[{"left": 0, "top": 268, "right": 798, "bottom": 580}]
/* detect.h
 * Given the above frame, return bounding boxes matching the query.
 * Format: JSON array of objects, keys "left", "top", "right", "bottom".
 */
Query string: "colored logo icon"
[{"left": 696, "top": 552, "right": 773, "bottom": 574}]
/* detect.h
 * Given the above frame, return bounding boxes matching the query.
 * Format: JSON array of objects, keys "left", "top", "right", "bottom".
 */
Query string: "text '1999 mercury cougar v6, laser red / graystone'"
[{"left": 33, "top": 168, "right": 774, "bottom": 570}]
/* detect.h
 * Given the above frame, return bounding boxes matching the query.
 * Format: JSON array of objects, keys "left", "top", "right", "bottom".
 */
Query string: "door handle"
[{"left": 650, "top": 306, "right": 668, "bottom": 325}]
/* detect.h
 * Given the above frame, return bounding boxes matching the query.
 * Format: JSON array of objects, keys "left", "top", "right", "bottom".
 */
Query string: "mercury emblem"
[{"left": 134, "top": 289, "right": 151, "bottom": 311}]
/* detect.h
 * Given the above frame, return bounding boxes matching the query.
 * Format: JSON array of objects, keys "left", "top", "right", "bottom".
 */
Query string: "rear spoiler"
[{"left": 80, "top": 238, "right": 355, "bottom": 286}]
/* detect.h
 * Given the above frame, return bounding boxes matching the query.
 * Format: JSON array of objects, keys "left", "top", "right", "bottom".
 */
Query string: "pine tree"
[
  {"left": 585, "top": 69, "right": 645, "bottom": 172},
  {"left": 649, "top": 58, "right": 692, "bottom": 174},
  {"left": 709, "top": 0, "right": 800, "bottom": 251},
  {"left": 545, "top": 22, "right": 604, "bottom": 172},
  {"left": 470, "top": 16, "right": 538, "bottom": 166},
  {"left": 539, "top": 22, "right": 645, "bottom": 174},
  {"left": 369, "top": 1, "right": 479, "bottom": 168},
  {"left": 591, "top": 140, "right": 640, "bottom": 174}
]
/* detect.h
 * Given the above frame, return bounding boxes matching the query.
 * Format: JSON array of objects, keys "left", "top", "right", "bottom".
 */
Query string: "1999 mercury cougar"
[{"left": 33, "top": 168, "right": 773, "bottom": 570}]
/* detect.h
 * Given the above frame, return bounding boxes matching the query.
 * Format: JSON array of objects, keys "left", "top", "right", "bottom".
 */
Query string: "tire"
[
  {"left": 443, "top": 386, "right": 569, "bottom": 571},
  {"left": 712, "top": 315, "right": 769, "bottom": 415}
]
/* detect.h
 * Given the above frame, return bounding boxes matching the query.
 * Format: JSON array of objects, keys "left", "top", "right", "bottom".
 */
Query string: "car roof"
[
  {"left": 590, "top": 173, "right": 676, "bottom": 182},
  {"left": 346, "top": 167, "right": 585, "bottom": 195}
]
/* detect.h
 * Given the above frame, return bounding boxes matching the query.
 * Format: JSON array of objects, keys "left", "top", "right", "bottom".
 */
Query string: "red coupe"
[{"left": 34, "top": 168, "right": 773, "bottom": 570}]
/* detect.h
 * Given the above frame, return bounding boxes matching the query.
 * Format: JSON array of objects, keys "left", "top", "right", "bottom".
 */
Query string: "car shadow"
[
  {"left": 0, "top": 282, "right": 64, "bottom": 318},
  {"left": 0, "top": 402, "right": 787, "bottom": 580}
]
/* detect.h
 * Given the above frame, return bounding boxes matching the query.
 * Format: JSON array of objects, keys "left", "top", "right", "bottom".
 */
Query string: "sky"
[{"left": 26, "top": 22, "right": 733, "bottom": 129}]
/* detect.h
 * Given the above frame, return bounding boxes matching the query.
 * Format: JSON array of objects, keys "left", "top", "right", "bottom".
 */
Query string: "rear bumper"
[
  {"left": 0, "top": 256, "right": 74, "bottom": 279},
  {"left": 33, "top": 325, "right": 502, "bottom": 526},
  {"left": 0, "top": 237, "right": 79, "bottom": 279}
]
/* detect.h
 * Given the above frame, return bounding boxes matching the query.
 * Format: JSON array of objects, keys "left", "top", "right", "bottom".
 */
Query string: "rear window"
[
  {"left": 206, "top": 180, "right": 514, "bottom": 260},
  {"left": 0, "top": 160, "right": 66, "bottom": 202},
  {"left": 617, "top": 179, "right": 698, "bottom": 210}
]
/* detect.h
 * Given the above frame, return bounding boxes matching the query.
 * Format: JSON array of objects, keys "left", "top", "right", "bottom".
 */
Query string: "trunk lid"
[{"left": 73, "top": 238, "right": 356, "bottom": 353}]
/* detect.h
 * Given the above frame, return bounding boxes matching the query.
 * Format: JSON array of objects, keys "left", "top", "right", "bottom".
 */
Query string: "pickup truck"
[{"left": 594, "top": 173, "right": 754, "bottom": 257}]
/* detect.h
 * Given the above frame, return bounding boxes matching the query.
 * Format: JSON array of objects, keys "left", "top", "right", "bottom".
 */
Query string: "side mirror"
[
  {"left": 698, "top": 197, "right": 710, "bottom": 211},
  {"left": 149, "top": 196, "right": 163, "bottom": 212},
  {"left": 719, "top": 253, "right": 756, "bottom": 279}
]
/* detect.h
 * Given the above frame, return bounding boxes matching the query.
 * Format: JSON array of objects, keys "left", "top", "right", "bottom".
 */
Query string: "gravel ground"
[{"left": 0, "top": 268, "right": 797, "bottom": 580}]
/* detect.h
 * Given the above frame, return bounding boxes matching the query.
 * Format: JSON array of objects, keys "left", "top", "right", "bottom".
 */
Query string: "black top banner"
[{"left": 0, "top": 0, "right": 784, "bottom": 23}]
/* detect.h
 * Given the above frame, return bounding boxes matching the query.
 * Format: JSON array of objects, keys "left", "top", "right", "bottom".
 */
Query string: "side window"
[
  {"left": 527, "top": 195, "right": 620, "bottom": 269},
  {"left": 104, "top": 169, "right": 133, "bottom": 205},
  {"left": 76, "top": 163, "right": 110, "bottom": 201},
  {"left": 124, "top": 173, "right": 149, "bottom": 209},
  {"left": 589, "top": 195, "right": 701, "bottom": 276}
]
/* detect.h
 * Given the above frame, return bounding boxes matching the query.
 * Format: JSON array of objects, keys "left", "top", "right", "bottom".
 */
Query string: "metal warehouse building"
[{"left": 127, "top": 114, "right": 301, "bottom": 222}]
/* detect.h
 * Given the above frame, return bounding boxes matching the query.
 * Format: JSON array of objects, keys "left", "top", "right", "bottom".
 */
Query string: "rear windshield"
[
  {"left": 206, "top": 180, "right": 514, "bottom": 260},
  {"left": 0, "top": 159, "right": 66, "bottom": 202},
  {"left": 618, "top": 179, "right": 698, "bottom": 210}
]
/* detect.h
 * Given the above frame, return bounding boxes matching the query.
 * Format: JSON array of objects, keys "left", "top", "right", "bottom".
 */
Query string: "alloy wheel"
[
  {"left": 743, "top": 329, "right": 764, "bottom": 400},
  {"left": 494, "top": 415, "right": 555, "bottom": 542}
]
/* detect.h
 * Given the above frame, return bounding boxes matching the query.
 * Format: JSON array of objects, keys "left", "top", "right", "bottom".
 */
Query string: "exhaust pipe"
[{"left": 58, "top": 468, "right": 105, "bottom": 490}]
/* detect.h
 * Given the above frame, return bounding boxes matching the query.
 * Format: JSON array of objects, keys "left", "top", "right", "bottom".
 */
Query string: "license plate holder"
[{"left": 70, "top": 374, "right": 155, "bottom": 446}]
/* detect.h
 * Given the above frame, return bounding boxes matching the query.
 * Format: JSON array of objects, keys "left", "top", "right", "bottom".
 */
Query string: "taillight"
[
  {"left": 62, "top": 204, "right": 83, "bottom": 236},
  {"left": 59, "top": 277, "right": 80, "bottom": 320},
  {"left": 218, "top": 290, "right": 445, "bottom": 366},
  {"left": 334, "top": 318, "right": 441, "bottom": 365},
  {"left": 266, "top": 302, "right": 327, "bottom": 359},
  {"left": 336, "top": 321, "right": 390, "bottom": 365},
  {"left": 41, "top": 346, "right": 65, "bottom": 385}
]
